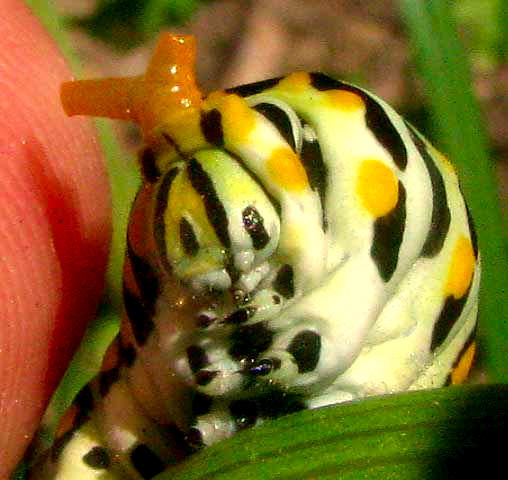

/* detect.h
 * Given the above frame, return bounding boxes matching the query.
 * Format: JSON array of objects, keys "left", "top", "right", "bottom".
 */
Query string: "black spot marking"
[
  {"left": 300, "top": 132, "right": 328, "bottom": 230},
  {"left": 179, "top": 217, "right": 200, "bottom": 256},
  {"left": 186, "top": 427, "right": 205, "bottom": 451},
  {"left": 229, "top": 400, "right": 259, "bottom": 430},
  {"left": 272, "top": 294, "right": 281, "bottom": 304},
  {"left": 126, "top": 239, "right": 160, "bottom": 317},
  {"left": 123, "top": 285, "right": 155, "bottom": 346},
  {"left": 83, "top": 446, "right": 110, "bottom": 470},
  {"left": 274, "top": 264, "right": 294, "bottom": 299},
  {"left": 465, "top": 202, "right": 479, "bottom": 258},
  {"left": 119, "top": 341, "right": 137, "bottom": 367},
  {"left": 154, "top": 166, "right": 180, "bottom": 273},
  {"left": 139, "top": 147, "right": 161, "bottom": 183},
  {"left": 163, "top": 424, "right": 196, "bottom": 457},
  {"left": 187, "top": 158, "right": 231, "bottom": 248},
  {"left": 195, "top": 370, "right": 218, "bottom": 386},
  {"left": 308, "top": 73, "right": 347, "bottom": 91},
  {"left": 186, "top": 345, "right": 209, "bottom": 373},
  {"left": 99, "top": 367, "right": 120, "bottom": 397},
  {"left": 130, "top": 444, "right": 166, "bottom": 479},
  {"left": 371, "top": 181, "right": 407, "bottom": 282},
  {"left": 253, "top": 102, "right": 296, "bottom": 151},
  {"left": 287, "top": 330, "right": 321, "bottom": 373},
  {"left": 229, "top": 322, "right": 274, "bottom": 361},
  {"left": 226, "top": 77, "right": 282, "bottom": 97},
  {"left": 445, "top": 325, "right": 477, "bottom": 386},
  {"left": 224, "top": 306, "right": 257, "bottom": 325},
  {"left": 189, "top": 391, "right": 305, "bottom": 444},
  {"left": 75, "top": 384, "right": 94, "bottom": 414},
  {"left": 242, "top": 206, "right": 270, "bottom": 250},
  {"left": 310, "top": 73, "right": 407, "bottom": 171},
  {"left": 192, "top": 392, "right": 213, "bottom": 417},
  {"left": 197, "top": 312, "right": 216, "bottom": 328},
  {"left": 224, "top": 308, "right": 249, "bottom": 325},
  {"left": 431, "top": 292, "right": 470, "bottom": 352},
  {"left": 407, "top": 124, "right": 451, "bottom": 258},
  {"left": 200, "top": 108, "right": 224, "bottom": 146},
  {"left": 248, "top": 389, "right": 306, "bottom": 419}
]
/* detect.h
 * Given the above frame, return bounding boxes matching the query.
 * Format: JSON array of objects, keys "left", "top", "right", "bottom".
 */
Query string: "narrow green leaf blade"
[{"left": 157, "top": 385, "right": 508, "bottom": 480}]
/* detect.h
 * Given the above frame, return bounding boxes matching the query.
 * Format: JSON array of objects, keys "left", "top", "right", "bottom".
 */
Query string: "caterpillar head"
[
  {"left": 61, "top": 34, "right": 293, "bottom": 293},
  {"left": 150, "top": 150, "right": 281, "bottom": 292}
]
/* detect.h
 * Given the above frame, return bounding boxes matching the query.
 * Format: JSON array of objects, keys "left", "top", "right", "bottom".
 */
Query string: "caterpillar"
[{"left": 31, "top": 33, "right": 480, "bottom": 479}]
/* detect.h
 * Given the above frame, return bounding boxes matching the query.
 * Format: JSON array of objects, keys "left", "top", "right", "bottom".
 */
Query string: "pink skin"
[{"left": 0, "top": 1, "right": 111, "bottom": 476}]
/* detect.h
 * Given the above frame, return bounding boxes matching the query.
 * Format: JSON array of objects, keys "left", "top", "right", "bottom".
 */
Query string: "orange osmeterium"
[{"left": 60, "top": 33, "right": 203, "bottom": 138}]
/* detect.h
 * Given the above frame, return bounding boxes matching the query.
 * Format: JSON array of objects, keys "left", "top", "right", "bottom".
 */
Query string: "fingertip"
[{"left": 0, "top": 1, "right": 111, "bottom": 475}]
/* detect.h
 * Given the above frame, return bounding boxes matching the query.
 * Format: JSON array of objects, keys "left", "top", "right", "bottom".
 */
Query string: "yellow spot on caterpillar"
[
  {"left": 276, "top": 72, "right": 311, "bottom": 93},
  {"left": 203, "top": 90, "right": 228, "bottom": 105},
  {"left": 356, "top": 159, "right": 398, "bottom": 217},
  {"left": 155, "top": 110, "right": 206, "bottom": 153},
  {"left": 166, "top": 173, "right": 218, "bottom": 260},
  {"left": 204, "top": 91, "right": 255, "bottom": 144},
  {"left": 450, "top": 341, "right": 476, "bottom": 385},
  {"left": 445, "top": 236, "right": 475, "bottom": 299},
  {"left": 325, "top": 90, "right": 365, "bottom": 111},
  {"left": 266, "top": 148, "right": 308, "bottom": 191}
]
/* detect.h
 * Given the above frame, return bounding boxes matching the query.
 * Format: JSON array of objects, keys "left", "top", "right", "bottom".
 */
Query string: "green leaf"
[
  {"left": 96, "top": 118, "right": 140, "bottom": 308},
  {"left": 399, "top": 0, "right": 508, "bottom": 382},
  {"left": 158, "top": 385, "right": 508, "bottom": 480},
  {"left": 40, "top": 308, "right": 119, "bottom": 438}
]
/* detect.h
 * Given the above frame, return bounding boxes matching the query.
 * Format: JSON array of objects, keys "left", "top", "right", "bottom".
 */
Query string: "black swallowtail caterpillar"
[{"left": 31, "top": 33, "right": 480, "bottom": 479}]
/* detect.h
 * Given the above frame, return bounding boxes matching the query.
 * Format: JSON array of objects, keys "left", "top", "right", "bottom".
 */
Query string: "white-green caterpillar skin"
[{"left": 32, "top": 72, "right": 480, "bottom": 479}]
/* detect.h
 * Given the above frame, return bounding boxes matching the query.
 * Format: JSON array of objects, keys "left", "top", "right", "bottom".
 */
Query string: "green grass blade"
[
  {"left": 25, "top": 0, "right": 77, "bottom": 63},
  {"left": 96, "top": 118, "right": 140, "bottom": 308},
  {"left": 157, "top": 385, "right": 508, "bottom": 480},
  {"left": 399, "top": 0, "right": 508, "bottom": 382}
]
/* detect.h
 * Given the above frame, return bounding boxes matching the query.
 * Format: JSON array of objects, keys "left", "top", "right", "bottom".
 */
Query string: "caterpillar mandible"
[{"left": 31, "top": 33, "right": 480, "bottom": 479}]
